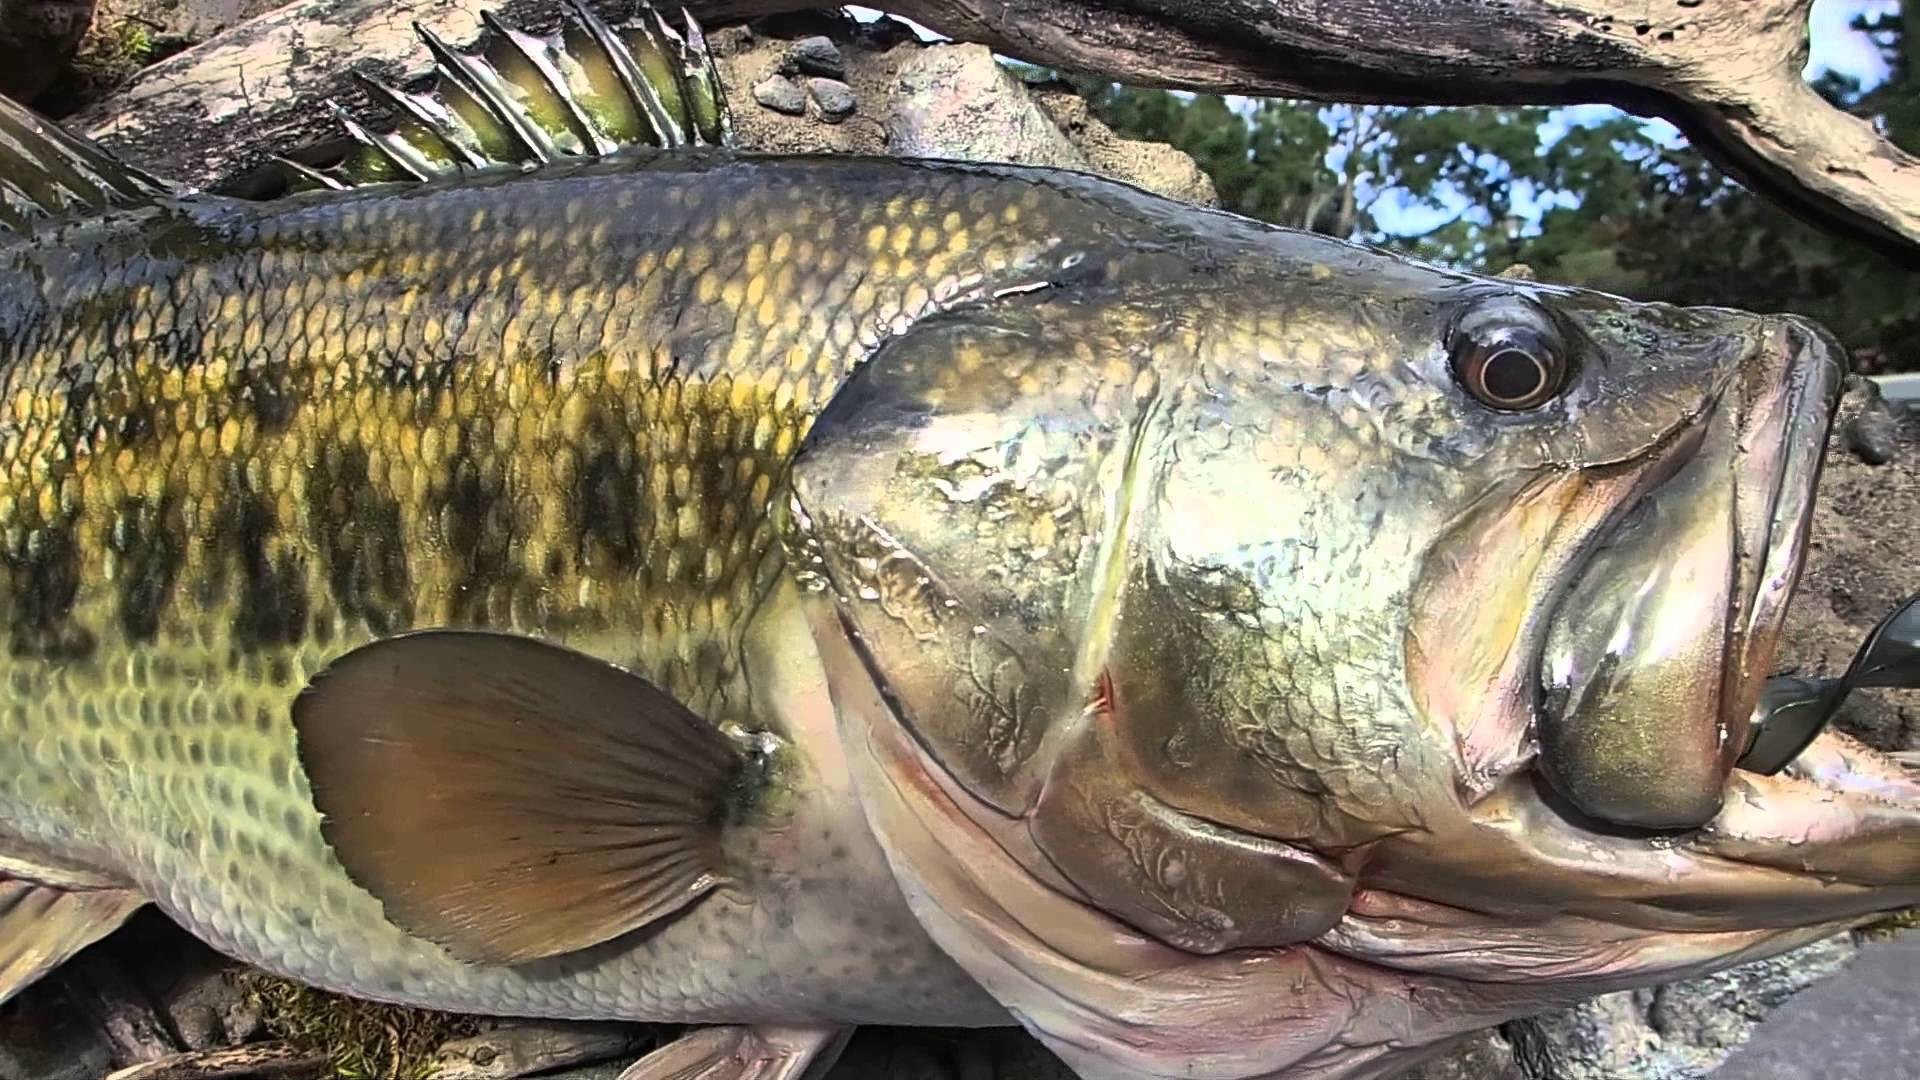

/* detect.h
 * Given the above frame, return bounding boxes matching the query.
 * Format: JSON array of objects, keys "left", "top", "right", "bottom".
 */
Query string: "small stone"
[
  {"left": 1838, "top": 375, "right": 1903, "bottom": 465},
  {"left": 787, "top": 35, "right": 845, "bottom": 78},
  {"left": 751, "top": 74, "right": 806, "bottom": 116},
  {"left": 807, "top": 77, "right": 856, "bottom": 122}
]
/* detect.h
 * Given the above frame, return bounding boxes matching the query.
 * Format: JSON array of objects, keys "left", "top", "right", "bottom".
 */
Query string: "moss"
[
  {"left": 38, "top": 18, "right": 188, "bottom": 118},
  {"left": 239, "top": 971, "right": 481, "bottom": 1079},
  {"left": 1856, "top": 907, "right": 1920, "bottom": 943}
]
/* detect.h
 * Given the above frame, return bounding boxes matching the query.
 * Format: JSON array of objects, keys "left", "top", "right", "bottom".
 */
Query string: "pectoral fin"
[
  {"left": 615, "top": 1025, "right": 853, "bottom": 1080},
  {"left": 293, "top": 630, "right": 742, "bottom": 965},
  {"left": 0, "top": 877, "right": 145, "bottom": 1004}
]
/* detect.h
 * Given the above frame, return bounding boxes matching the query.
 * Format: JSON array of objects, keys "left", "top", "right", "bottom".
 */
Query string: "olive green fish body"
[{"left": 0, "top": 152, "right": 1140, "bottom": 1023}]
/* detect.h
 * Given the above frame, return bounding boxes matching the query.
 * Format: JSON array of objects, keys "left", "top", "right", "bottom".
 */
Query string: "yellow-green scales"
[{"left": 0, "top": 148, "right": 1156, "bottom": 1023}]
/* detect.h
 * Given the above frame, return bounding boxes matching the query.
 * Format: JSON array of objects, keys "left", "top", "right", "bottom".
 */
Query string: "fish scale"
[{"left": 0, "top": 151, "right": 1126, "bottom": 1024}]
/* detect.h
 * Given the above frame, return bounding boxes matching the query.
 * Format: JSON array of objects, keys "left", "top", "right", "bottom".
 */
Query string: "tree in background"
[{"left": 1066, "top": 5, "right": 1918, "bottom": 373}]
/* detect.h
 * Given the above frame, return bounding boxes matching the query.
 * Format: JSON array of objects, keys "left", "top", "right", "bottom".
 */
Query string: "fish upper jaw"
[
  {"left": 1723, "top": 317, "right": 1847, "bottom": 769},
  {"left": 1527, "top": 315, "right": 1846, "bottom": 829}
]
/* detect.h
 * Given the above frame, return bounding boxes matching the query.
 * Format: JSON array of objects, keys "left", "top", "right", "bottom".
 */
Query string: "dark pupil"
[{"left": 1481, "top": 348, "right": 1544, "bottom": 402}]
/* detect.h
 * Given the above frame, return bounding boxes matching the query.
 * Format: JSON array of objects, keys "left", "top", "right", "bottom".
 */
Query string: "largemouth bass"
[{"left": 1, "top": 13, "right": 1917, "bottom": 1080}]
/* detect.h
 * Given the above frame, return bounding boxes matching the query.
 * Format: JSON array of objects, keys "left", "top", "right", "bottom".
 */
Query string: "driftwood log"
[{"left": 65, "top": 0, "right": 1920, "bottom": 266}]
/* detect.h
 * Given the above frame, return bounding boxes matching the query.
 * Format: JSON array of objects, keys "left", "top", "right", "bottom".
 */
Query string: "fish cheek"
[{"left": 1028, "top": 690, "right": 1355, "bottom": 954}]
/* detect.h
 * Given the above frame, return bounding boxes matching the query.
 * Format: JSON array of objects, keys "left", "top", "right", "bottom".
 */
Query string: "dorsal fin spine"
[
  {"left": 290, "top": 3, "right": 733, "bottom": 194},
  {"left": 568, "top": 0, "right": 686, "bottom": 150},
  {"left": 0, "top": 93, "right": 175, "bottom": 239},
  {"left": 481, "top": 10, "right": 607, "bottom": 155},
  {"left": 352, "top": 73, "right": 488, "bottom": 169},
  {"left": 414, "top": 23, "right": 557, "bottom": 164}
]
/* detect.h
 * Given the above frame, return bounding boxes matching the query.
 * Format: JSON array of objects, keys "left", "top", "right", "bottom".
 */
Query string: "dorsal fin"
[
  {"left": 0, "top": 94, "right": 174, "bottom": 239},
  {"left": 275, "top": 2, "right": 733, "bottom": 194}
]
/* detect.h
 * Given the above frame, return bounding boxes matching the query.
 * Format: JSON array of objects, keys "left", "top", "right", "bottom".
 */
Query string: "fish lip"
[{"left": 1721, "top": 319, "right": 1845, "bottom": 768}]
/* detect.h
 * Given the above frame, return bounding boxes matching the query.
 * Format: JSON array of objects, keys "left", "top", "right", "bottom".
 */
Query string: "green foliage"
[{"left": 1059, "top": 8, "right": 1919, "bottom": 373}]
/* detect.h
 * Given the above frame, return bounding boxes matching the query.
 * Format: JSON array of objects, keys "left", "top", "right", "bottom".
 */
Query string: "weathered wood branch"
[
  {"left": 68, "top": 0, "right": 1920, "bottom": 265},
  {"left": 101, "top": 1042, "right": 329, "bottom": 1080},
  {"left": 61, "top": 951, "right": 181, "bottom": 1068}
]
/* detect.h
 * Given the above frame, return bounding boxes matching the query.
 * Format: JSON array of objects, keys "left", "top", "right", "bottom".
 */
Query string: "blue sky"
[{"left": 1810, "top": 0, "right": 1899, "bottom": 82}]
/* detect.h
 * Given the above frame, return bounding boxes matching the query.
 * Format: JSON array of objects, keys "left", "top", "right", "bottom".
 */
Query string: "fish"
[{"left": 0, "top": 8, "right": 1916, "bottom": 1079}]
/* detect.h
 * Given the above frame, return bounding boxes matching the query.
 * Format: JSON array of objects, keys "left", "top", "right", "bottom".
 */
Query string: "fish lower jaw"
[{"left": 1385, "top": 727, "right": 1920, "bottom": 936}]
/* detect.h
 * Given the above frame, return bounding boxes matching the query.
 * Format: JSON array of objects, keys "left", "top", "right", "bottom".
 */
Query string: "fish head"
[{"left": 786, "top": 217, "right": 1913, "bottom": 1077}]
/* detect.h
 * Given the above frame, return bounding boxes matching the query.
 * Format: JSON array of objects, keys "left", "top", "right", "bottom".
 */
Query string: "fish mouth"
[
  {"left": 1368, "top": 315, "right": 1920, "bottom": 941},
  {"left": 1532, "top": 317, "right": 1845, "bottom": 829}
]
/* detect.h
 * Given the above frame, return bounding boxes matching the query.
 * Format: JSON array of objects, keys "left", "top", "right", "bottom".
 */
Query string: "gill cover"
[
  {"left": 788, "top": 297, "right": 1156, "bottom": 815},
  {"left": 790, "top": 294, "right": 1355, "bottom": 957}
]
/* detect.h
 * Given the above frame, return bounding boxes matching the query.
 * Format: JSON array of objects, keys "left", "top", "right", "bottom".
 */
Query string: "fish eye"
[{"left": 1448, "top": 302, "right": 1571, "bottom": 411}]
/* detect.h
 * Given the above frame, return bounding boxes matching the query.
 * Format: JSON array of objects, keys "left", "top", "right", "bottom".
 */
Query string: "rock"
[
  {"left": 1838, "top": 374, "right": 1903, "bottom": 465},
  {"left": 752, "top": 72, "right": 807, "bottom": 116},
  {"left": 0, "top": 0, "right": 95, "bottom": 102},
  {"left": 1712, "top": 935, "right": 1920, "bottom": 1079},
  {"left": 1399, "top": 1028, "right": 1526, "bottom": 1080},
  {"left": 1027, "top": 82, "right": 1218, "bottom": 206},
  {"left": 807, "top": 75, "right": 855, "bottom": 122},
  {"left": 887, "top": 43, "right": 1089, "bottom": 170},
  {"left": 1777, "top": 392, "right": 1918, "bottom": 752},
  {"left": 1498, "top": 937, "right": 1859, "bottom": 1080},
  {"left": 787, "top": 33, "right": 845, "bottom": 78}
]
